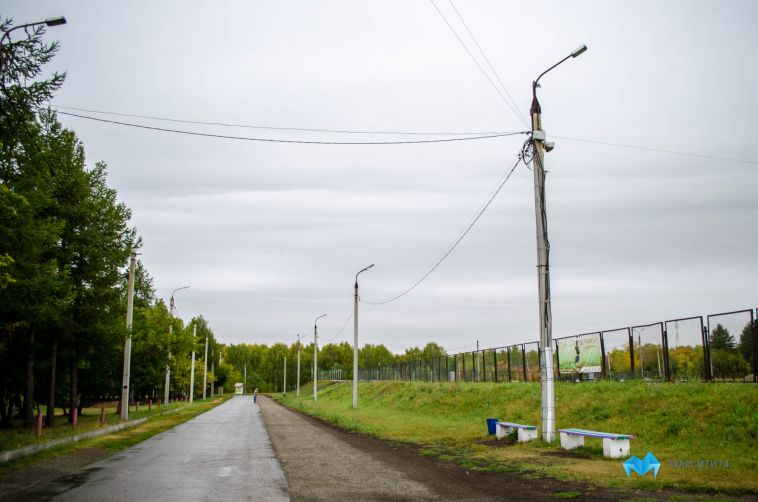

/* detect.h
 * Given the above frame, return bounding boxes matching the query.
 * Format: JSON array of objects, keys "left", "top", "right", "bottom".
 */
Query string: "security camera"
[{"left": 544, "top": 141, "right": 555, "bottom": 152}]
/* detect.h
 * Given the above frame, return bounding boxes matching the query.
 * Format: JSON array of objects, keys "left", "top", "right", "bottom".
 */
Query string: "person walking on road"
[{"left": 253, "top": 388, "right": 258, "bottom": 404}]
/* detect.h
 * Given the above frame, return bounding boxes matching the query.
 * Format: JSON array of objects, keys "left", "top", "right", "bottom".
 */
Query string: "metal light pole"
[
  {"left": 314, "top": 314, "right": 326, "bottom": 401},
  {"left": 0, "top": 16, "right": 66, "bottom": 74},
  {"left": 166, "top": 286, "right": 189, "bottom": 405},
  {"left": 120, "top": 251, "right": 136, "bottom": 420},
  {"left": 353, "top": 264, "right": 374, "bottom": 409},
  {"left": 296, "top": 334, "right": 301, "bottom": 397},
  {"left": 530, "top": 44, "right": 587, "bottom": 442},
  {"left": 283, "top": 356, "right": 287, "bottom": 395},
  {"left": 189, "top": 325, "right": 196, "bottom": 404}
]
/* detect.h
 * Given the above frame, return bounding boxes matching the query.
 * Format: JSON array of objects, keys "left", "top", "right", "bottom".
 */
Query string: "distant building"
[{"left": 234, "top": 382, "right": 244, "bottom": 395}]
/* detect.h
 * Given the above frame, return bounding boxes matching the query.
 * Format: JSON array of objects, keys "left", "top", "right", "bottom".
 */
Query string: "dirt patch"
[{"left": 265, "top": 398, "right": 758, "bottom": 502}]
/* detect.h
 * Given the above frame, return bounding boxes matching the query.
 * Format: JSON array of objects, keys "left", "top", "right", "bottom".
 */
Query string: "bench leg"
[
  {"left": 602, "top": 438, "right": 630, "bottom": 458},
  {"left": 560, "top": 432, "right": 584, "bottom": 450},
  {"left": 496, "top": 425, "right": 514, "bottom": 439},
  {"left": 517, "top": 428, "right": 538, "bottom": 443}
]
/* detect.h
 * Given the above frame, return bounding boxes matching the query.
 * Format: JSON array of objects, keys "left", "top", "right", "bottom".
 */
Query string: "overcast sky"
[{"left": 5, "top": 1, "right": 757, "bottom": 352}]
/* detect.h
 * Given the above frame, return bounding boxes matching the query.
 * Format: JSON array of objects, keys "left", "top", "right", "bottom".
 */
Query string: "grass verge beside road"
[
  {"left": 274, "top": 381, "right": 757, "bottom": 495},
  {"left": 0, "top": 395, "right": 230, "bottom": 476}
]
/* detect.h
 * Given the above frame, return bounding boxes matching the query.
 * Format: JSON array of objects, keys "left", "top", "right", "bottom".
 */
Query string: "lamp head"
[
  {"left": 45, "top": 16, "right": 67, "bottom": 27},
  {"left": 570, "top": 44, "right": 587, "bottom": 58}
]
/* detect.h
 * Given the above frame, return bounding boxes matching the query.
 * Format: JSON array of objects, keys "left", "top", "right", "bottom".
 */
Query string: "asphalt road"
[{"left": 24, "top": 396, "right": 288, "bottom": 501}]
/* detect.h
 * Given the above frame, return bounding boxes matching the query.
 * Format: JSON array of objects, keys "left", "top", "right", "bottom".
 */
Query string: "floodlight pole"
[
  {"left": 530, "top": 44, "right": 587, "bottom": 443},
  {"left": 353, "top": 264, "right": 374, "bottom": 408},
  {"left": 120, "top": 251, "right": 136, "bottom": 420},
  {"left": 314, "top": 314, "right": 326, "bottom": 401}
]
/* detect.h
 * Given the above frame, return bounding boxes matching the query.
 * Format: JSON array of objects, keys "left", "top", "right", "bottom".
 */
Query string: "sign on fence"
[{"left": 558, "top": 334, "right": 602, "bottom": 374}]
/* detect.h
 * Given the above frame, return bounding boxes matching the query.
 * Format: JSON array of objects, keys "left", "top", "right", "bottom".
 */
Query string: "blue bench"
[
  {"left": 496, "top": 421, "right": 538, "bottom": 443},
  {"left": 558, "top": 428, "right": 634, "bottom": 458}
]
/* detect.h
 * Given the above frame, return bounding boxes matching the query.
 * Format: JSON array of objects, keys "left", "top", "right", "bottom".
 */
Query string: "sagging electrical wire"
[
  {"left": 56, "top": 110, "right": 528, "bottom": 145},
  {"left": 361, "top": 139, "right": 531, "bottom": 306},
  {"left": 51, "top": 105, "right": 513, "bottom": 137}
]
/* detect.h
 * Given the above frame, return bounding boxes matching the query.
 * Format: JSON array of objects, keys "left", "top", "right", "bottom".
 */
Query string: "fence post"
[
  {"left": 507, "top": 347, "right": 512, "bottom": 382},
  {"left": 752, "top": 309, "right": 757, "bottom": 383},
  {"left": 462, "top": 353, "right": 466, "bottom": 382},
  {"left": 522, "top": 345, "right": 527, "bottom": 381},
  {"left": 554, "top": 340, "right": 561, "bottom": 382},
  {"left": 662, "top": 327, "right": 672, "bottom": 382},
  {"left": 628, "top": 328, "right": 635, "bottom": 375},
  {"left": 599, "top": 333, "right": 607, "bottom": 380},
  {"left": 454, "top": 354, "right": 458, "bottom": 382},
  {"left": 493, "top": 350, "right": 498, "bottom": 382}
]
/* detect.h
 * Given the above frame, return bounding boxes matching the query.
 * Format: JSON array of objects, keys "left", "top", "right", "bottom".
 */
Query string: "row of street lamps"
[{"left": 11, "top": 16, "right": 587, "bottom": 441}]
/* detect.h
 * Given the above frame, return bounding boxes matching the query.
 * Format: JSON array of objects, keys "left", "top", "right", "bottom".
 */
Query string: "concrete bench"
[
  {"left": 558, "top": 428, "right": 633, "bottom": 458},
  {"left": 496, "top": 422, "right": 538, "bottom": 443}
]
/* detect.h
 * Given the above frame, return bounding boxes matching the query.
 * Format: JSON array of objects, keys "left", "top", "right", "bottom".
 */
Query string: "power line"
[
  {"left": 51, "top": 105, "right": 511, "bottom": 137},
  {"left": 446, "top": 0, "right": 527, "bottom": 126},
  {"left": 361, "top": 148, "right": 525, "bottom": 306},
  {"left": 56, "top": 110, "right": 527, "bottom": 145},
  {"left": 553, "top": 135, "right": 758, "bottom": 165},
  {"left": 429, "top": 0, "right": 525, "bottom": 126},
  {"left": 322, "top": 310, "right": 354, "bottom": 343}
]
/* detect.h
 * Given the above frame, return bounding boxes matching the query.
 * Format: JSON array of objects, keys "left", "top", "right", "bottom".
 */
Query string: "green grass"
[
  {"left": 275, "top": 381, "right": 758, "bottom": 494},
  {"left": 0, "top": 399, "right": 215, "bottom": 452},
  {"left": 0, "top": 396, "right": 230, "bottom": 463}
]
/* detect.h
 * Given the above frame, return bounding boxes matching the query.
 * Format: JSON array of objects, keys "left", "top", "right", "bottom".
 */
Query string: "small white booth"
[{"left": 234, "top": 382, "right": 244, "bottom": 395}]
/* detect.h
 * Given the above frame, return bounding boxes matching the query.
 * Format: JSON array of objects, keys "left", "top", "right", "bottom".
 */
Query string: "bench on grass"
[
  {"left": 496, "top": 422, "right": 538, "bottom": 443},
  {"left": 558, "top": 428, "right": 634, "bottom": 458}
]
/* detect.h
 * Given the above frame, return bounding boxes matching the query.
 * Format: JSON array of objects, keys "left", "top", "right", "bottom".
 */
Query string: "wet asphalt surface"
[{"left": 19, "top": 396, "right": 288, "bottom": 501}]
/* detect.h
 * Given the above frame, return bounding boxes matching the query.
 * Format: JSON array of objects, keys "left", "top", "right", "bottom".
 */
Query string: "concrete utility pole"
[
  {"left": 203, "top": 333, "right": 209, "bottom": 400},
  {"left": 211, "top": 350, "right": 214, "bottom": 398},
  {"left": 296, "top": 335, "right": 301, "bottom": 397},
  {"left": 530, "top": 44, "right": 587, "bottom": 442},
  {"left": 283, "top": 357, "right": 287, "bottom": 395},
  {"left": 167, "top": 286, "right": 189, "bottom": 405},
  {"left": 244, "top": 363, "right": 247, "bottom": 394},
  {"left": 354, "top": 264, "right": 374, "bottom": 409},
  {"left": 314, "top": 314, "right": 326, "bottom": 401},
  {"left": 120, "top": 251, "right": 137, "bottom": 420},
  {"left": 189, "top": 325, "right": 196, "bottom": 404}
]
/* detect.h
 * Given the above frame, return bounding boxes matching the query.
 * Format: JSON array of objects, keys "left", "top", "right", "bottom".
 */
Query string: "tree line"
[
  {"left": 0, "top": 19, "right": 223, "bottom": 430},
  {"left": 222, "top": 341, "right": 448, "bottom": 392}
]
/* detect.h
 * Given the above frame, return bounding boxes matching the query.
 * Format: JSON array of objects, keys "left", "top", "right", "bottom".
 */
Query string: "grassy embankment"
[
  {"left": 0, "top": 395, "right": 231, "bottom": 465},
  {"left": 275, "top": 381, "right": 757, "bottom": 494}
]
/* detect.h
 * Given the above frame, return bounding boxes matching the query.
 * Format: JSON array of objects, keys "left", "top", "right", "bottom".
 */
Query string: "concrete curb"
[
  {"left": 0, "top": 400, "right": 213, "bottom": 464},
  {"left": 0, "top": 417, "right": 148, "bottom": 464}
]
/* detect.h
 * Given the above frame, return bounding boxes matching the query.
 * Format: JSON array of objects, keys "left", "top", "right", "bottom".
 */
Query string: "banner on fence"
[{"left": 558, "top": 334, "right": 602, "bottom": 374}]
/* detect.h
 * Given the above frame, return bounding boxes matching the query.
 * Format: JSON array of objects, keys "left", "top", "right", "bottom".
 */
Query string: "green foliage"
[
  {"left": 710, "top": 324, "right": 735, "bottom": 350},
  {"left": 738, "top": 322, "right": 755, "bottom": 364}
]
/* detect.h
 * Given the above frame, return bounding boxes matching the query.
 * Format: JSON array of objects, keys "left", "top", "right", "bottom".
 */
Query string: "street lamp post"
[
  {"left": 313, "top": 314, "right": 326, "bottom": 401},
  {"left": 0, "top": 16, "right": 67, "bottom": 74},
  {"left": 167, "top": 286, "right": 189, "bottom": 405},
  {"left": 120, "top": 251, "right": 136, "bottom": 420},
  {"left": 530, "top": 44, "right": 587, "bottom": 442},
  {"left": 296, "top": 334, "right": 301, "bottom": 397},
  {"left": 353, "top": 264, "right": 374, "bottom": 409}
]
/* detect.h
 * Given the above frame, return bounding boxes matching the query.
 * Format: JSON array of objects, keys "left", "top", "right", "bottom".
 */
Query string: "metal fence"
[{"left": 356, "top": 307, "right": 757, "bottom": 384}]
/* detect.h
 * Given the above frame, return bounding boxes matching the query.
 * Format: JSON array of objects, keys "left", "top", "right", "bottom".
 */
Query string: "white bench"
[
  {"left": 558, "top": 428, "right": 633, "bottom": 458},
  {"left": 496, "top": 422, "right": 538, "bottom": 443}
]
